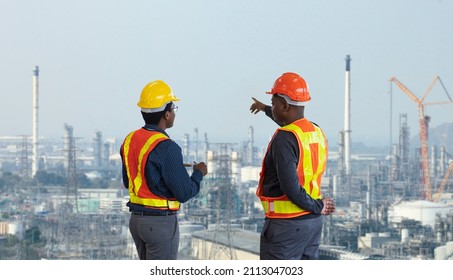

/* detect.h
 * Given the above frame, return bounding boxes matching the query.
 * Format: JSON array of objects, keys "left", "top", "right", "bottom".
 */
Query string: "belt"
[{"left": 131, "top": 210, "right": 177, "bottom": 216}]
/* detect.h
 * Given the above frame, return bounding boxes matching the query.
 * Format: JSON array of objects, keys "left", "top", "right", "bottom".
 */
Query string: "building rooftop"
[{"left": 192, "top": 227, "right": 260, "bottom": 255}]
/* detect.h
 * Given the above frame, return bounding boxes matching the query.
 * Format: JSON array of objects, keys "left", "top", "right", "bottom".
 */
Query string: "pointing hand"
[{"left": 250, "top": 97, "right": 266, "bottom": 114}]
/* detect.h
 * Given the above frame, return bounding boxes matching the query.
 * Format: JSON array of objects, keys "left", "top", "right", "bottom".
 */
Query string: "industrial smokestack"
[
  {"left": 344, "top": 55, "right": 351, "bottom": 175},
  {"left": 32, "top": 66, "right": 39, "bottom": 177}
]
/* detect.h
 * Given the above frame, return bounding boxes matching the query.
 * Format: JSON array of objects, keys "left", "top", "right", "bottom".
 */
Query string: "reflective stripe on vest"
[
  {"left": 256, "top": 119, "right": 327, "bottom": 218},
  {"left": 122, "top": 129, "right": 181, "bottom": 210}
]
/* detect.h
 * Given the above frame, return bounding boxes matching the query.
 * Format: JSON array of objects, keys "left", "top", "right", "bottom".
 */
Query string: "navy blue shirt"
[{"left": 121, "top": 124, "right": 203, "bottom": 213}]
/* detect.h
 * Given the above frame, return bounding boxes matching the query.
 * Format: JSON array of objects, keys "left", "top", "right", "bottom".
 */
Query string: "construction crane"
[
  {"left": 389, "top": 76, "right": 452, "bottom": 201},
  {"left": 433, "top": 162, "right": 453, "bottom": 203}
]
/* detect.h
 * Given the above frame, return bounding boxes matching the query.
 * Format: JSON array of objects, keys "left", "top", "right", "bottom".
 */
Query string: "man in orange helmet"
[
  {"left": 120, "top": 80, "right": 207, "bottom": 260},
  {"left": 250, "top": 72, "right": 335, "bottom": 260}
]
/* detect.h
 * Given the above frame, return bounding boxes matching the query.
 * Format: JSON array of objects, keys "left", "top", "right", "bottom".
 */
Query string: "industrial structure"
[
  {"left": 1, "top": 61, "right": 453, "bottom": 260},
  {"left": 32, "top": 66, "right": 39, "bottom": 177},
  {"left": 389, "top": 76, "right": 453, "bottom": 201},
  {"left": 343, "top": 55, "right": 352, "bottom": 176}
]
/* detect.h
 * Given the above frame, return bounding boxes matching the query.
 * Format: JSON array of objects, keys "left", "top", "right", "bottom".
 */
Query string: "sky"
[{"left": 1, "top": 0, "right": 452, "bottom": 150}]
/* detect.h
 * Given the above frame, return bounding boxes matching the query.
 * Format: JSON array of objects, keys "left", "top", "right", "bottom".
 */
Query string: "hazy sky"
[{"left": 1, "top": 0, "right": 452, "bottom": 149}]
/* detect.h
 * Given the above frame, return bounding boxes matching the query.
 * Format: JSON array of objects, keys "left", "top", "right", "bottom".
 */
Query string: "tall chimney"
[
  {"left": 344, "top": 55, "right": 351, "bottom": 175},
  {"left": 32, "top": 66, "right": 39, "bottom": 177}
]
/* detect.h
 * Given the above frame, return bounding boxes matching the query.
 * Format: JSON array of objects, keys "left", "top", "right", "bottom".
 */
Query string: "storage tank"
[
  {"left": 241, "top": 166, "right": 261, "bottom": 182},
  {"left": 206, "top": 150, "right": 217, "bottom": 175},
  {"left": 389, "top": 200, "right": 453, "bottom": 228},
  {"left": 401, "top": 228, "right": 409, "bottom": 243},
  {"left": 434, "top": 245, "right": 447, "bottom": 260},
  {"left": 446, "top": 241, "right": 453, "bottom": 259},
  {"left": 231, "top": 151, "right": 241, "bottom": 184},
  {"left": 8, "top": 222, "right": 23, "bottom": 237}
]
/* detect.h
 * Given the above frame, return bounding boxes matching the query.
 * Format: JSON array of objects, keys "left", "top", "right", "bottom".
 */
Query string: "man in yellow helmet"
[
  {"left": 250, "top": 72, "right": 335, "bottom": 260},
  {"left": 120, "top": 80, "right": 207, "bottom": 260}
]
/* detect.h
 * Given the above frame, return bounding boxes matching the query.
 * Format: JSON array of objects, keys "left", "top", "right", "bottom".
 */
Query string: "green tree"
[
  {"left": 0, "top": 235, "right": 20, "bottom": 260},
  {"left": 33, "top": 170, "right": 65, "bottom": 186},
  {"left": 0, "top": 172, "right": 23, "bottom": 188},
  {"left": 77, "top": 173, "right": 91, "bottom": 188},
  {"left": 21, "top": 226, "right": 46, "bottom": 260}
]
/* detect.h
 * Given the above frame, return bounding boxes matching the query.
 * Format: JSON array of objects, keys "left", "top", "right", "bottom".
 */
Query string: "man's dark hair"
[{"left": 141, "top": 102, "right": 173, "bottom": 125}]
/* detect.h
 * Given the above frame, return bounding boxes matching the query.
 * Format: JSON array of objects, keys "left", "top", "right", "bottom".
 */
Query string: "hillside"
[{"left": 411, "top": 122, "right": 453, "bottom": 156}]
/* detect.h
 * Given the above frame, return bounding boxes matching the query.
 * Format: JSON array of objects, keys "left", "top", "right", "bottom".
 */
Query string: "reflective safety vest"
[
  {"left": 121, "top": 128, "right": 180, "bottom": 211},
  {"left": 256, "top": 119, "right": 328, "bottom": 218}
]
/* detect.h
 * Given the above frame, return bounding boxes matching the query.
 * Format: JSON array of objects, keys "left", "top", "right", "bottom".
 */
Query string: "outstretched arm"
[{"left": 250, "top": 97, "right": 283, "bottom": 126}]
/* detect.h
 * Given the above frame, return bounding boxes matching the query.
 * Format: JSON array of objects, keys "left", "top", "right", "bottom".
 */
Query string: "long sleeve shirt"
[
  {"left": 121, "top": 124, "right": 203, "bottom": 212},
  {"left": 261, "top": 105, "right": 325, "bottom": 217}
]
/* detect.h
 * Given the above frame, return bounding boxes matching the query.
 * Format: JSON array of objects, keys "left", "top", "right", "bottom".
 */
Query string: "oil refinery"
[{"left": 1, "top": 60, "right": 453, "bottom": 260}]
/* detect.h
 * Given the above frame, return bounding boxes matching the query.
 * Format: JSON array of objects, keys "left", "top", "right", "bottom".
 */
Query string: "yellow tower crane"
[{"left": 389, "top": 76, "right": 452, "bottom": 201}]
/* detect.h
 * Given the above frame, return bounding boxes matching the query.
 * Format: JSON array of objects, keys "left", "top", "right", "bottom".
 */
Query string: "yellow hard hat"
[{"left": 137, "top": 80, "right": 180, "bottom": 112}]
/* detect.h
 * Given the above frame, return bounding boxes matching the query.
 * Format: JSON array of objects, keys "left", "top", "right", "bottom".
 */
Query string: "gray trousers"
[
  {"left": 129, "top": 214, "right": 179, "bottom": 260},
  {"left": 260, "top": 215, "right": 323, "bottom": 260}
]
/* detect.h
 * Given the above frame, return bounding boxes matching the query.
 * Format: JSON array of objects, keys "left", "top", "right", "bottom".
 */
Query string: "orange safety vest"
[
  {"left": 121, "top": 128, "right": 180, "bottom": 211},
  {"left": 256, "top": 119, "right": 328, "bottom": 218}
]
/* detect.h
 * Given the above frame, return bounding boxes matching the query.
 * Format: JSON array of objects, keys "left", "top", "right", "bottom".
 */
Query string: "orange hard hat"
[{"left": 266, "top": 72, "right": 311, "bottom": 104}]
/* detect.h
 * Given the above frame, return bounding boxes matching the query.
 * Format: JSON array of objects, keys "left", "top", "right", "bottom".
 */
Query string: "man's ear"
[
  {"left": 283, "top": 102, "right": 291, "bottom": 112},
  {"left": 164, "top": 111, "right": 170, "bottom": 120}
]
